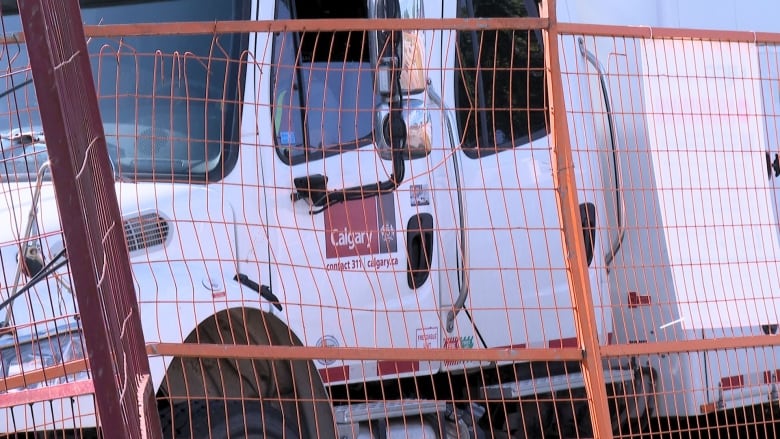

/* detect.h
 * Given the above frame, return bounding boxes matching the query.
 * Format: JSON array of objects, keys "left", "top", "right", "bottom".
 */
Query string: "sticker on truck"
[{"left": 325, "top": 193, "right": 397, "bottom": 258}]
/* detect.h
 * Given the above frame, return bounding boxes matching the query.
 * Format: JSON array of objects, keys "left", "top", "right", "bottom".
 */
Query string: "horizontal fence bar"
[
  {"left": 557, "top": 22, "right": 780, "bottom": 43},
  {"left": 76, "top": 20, "right": 780, "bottom": 43},
  {"left": 8, "top": 17, "right": 780, "bottom": 43},
  {"left": 0, "top": 380, "right": 94, "bottom": 409},
  {"left": 3, "top": 335, "right": 771, "bottom": 391},
  {"left": 146, "top": 343, "right": 583, "bottom": 362},
  {"left": 146, "top": 333, "right": 780, "bottom": 363},
  {"left": 601, "top": 334, "right": 780, "bottom": 358},
  {"left": 6, "top": 20, "right": 778, "bottom": 49},
  {"left": 0, "top": 17, "right": 550, "bottom": 44},
  {"left": 0, "top": 359, "right": 90, "bottom": 393}
]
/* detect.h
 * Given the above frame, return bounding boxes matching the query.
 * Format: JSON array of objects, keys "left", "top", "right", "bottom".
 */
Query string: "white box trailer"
[{"left": 599, "top": 36, "right": 780, "bottom": 416}]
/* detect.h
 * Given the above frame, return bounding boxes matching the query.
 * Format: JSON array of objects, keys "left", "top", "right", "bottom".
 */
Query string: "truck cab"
[
  {"left": 0, "top": 1, "right": 617, "bottom": 436},
  {"left": 0, "top": 0, "right": 623, "bottom": 436}
]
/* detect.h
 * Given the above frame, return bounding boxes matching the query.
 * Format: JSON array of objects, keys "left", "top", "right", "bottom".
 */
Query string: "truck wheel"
[{"left": 161, "top": 399, "right": 299, "bottom": 439}]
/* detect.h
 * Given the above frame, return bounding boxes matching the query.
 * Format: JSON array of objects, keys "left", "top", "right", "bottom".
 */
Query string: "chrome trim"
[
  {"left": 578, "top": 37, "right": 625, "bottom": 272},
  {"left": 427, "top": 88, "right": 469, "bottom": 333}
]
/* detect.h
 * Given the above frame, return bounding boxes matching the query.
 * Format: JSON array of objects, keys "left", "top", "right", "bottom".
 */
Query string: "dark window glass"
[
  {"left": 272, "top": 0, "right": 378, "bottom": 165},
  {"left": 455, "top": 0, "right": 547, "bottom": 152},
  {"left": 0, "top": 0, "right": 249, "bottom": 182}
]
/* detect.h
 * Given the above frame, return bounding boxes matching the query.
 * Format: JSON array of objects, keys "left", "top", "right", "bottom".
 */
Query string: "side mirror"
[
  {"left": 398, "top": 0, "right": 426, "bottom": 93},
  {"left": 400, "top": 29, "right": 427, "bottom": 94},
  {"left": 370, "top": 0, "right": 427, "bottom": 97}
]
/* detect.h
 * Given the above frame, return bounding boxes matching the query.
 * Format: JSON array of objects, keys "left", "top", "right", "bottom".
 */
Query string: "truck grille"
[{"left": 124, "top": 213, "right": 169, "bottom": 253}]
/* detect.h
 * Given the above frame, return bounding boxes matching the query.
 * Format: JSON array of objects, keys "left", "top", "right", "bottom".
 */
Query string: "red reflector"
[
  {"left": 764, "top": 370, "right": 780, "bottom": 384},
  {"left": 377, "top": 361, "right": 419, "bottom": 376},
  {"left": 497, "top": 344, "right": 527, "bottom": 350},
  {"left": 720, "top": 375, "right": 744, "bottom": 390},
  {"left": 700, "top": 402, "right": 718, "bottom": 414},
  {"left": 319, "top": 366, "right": 349, "bottom": 384},
  {"left": 628, "top": 292, "right": 651, "bottom": 308},
  {"left": 549, "top": 337, "right": 578, "bottom": 348}
]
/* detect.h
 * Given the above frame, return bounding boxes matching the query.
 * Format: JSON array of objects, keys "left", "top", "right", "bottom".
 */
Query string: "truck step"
[
  {"left": 480, "top": 368, "right": 635, "bottom": 399},
  {"left": 334, "top": 399, "right": 446, "bottom": 424}
]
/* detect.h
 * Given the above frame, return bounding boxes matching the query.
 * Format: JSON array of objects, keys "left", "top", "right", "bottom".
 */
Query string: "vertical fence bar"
[
  {"left": 17, "top": 1, "right": 162, "bottom": 437},
  {"left": 541, "top": 1, "right": 614, "bottom": 437}
]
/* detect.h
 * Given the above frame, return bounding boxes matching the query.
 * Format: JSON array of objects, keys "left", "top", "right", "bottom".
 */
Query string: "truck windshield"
[
  {"left": 0, "top": 0, "right": 249, "bottom": 182},
  {"left": 272, "top": 0, "right": 378, "bottom": 165}
]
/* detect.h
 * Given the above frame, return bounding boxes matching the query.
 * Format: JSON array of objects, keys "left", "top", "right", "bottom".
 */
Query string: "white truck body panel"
[
  {"left": 641, "top": 39, "right": 780, "bottom": 331},
  {"left": 589, "top": 26, "right": 780, "bottom": 416},
  {"left": 560, "top": 0, "right": 780, "bottom": 32}
]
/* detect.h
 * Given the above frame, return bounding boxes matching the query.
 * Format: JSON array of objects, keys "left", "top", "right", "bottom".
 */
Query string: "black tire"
[{"left": 161, "top": 399, "right": 299, "bottom": 439}]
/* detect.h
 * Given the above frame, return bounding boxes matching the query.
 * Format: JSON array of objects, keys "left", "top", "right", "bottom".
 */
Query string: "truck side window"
[
  {"left": 272, "top": 0, "right": 378, "bottom": 165},
  {"left": 455, "top": 0, "right": 547, "bottom": 153}
]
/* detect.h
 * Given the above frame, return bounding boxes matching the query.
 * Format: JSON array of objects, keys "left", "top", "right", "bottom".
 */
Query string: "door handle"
[
  {"left": 406, "top": 214, "right": 434, "bottom": 289},
  {"left": 580, "top": 202, "right": 596, "bottom": 267},
  {"left": 766, "top": 151, "right": 780, "bottom": 179},
  {"left": 579, "top": 38, "right": 625, "bottom": 271}
]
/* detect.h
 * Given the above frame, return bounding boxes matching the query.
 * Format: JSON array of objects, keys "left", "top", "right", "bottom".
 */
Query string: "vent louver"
[{"left": 124, "top": 213, "right": 169, "bottom": 253}]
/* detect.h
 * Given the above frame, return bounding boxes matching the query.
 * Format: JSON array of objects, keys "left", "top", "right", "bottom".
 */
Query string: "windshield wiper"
[
  {"left": 0, "top": 161, "right": 53, "bottom": 327},
  {"left": 295, "top": 1, "right": 407, "bottom": 215},
  {"left": 0, "top": 77, "right": 33, "bottom": 100},
  {"left": 0, "top": 248, "right": 68, "bottom": 319}
]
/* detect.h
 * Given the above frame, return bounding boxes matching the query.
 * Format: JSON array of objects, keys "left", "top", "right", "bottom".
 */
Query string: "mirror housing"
[
  {"left": 399, "top": 29, "right": 427, "bottom": 94},
  {"left": 370, "top": 0, "right": 427, "bottom": 97},
  {"left": 376, "top": 56, "right": 398, "bottom": 98}
]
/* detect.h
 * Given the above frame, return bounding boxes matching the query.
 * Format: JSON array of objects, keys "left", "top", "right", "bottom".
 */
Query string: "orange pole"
[{"left": 542, "top": 0, "right": 614, "bottom": 437}]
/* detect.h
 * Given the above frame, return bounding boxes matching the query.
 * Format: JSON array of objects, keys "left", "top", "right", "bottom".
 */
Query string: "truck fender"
[{"left": 154, "top": 306, "right": 335, "bottom": 438}]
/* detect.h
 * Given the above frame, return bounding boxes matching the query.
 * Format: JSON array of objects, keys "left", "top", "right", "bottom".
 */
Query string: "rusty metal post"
[
  {"left": 18, "top": 1, "right": 162, "bottom": 437},
  {"left": 541, "top": 0, "right": 614, "bottom": 437}
]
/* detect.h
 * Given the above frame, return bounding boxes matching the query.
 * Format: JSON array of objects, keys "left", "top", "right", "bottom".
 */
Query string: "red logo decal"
[{"left": 325, "top": 194, "right": 397, "bottom": 258}]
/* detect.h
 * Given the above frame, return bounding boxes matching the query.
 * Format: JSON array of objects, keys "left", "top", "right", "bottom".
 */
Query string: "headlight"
[{"left": 1, "top": 328, "right": 88, "bottom": 392}]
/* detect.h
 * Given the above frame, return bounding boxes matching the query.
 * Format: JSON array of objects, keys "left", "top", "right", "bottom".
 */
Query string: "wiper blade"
[
  {"left": 0, "top": 248, "right": 68, "bottom": 316},
  {"left": 0, "top": 77, "right": 33, "bottom": 100}
]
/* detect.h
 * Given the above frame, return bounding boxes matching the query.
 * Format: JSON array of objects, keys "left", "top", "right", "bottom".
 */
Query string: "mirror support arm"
[{"left": 305, "top": 0, "right": 406, "bottom": 215}]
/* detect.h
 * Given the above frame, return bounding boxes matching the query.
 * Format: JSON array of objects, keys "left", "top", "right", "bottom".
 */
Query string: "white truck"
[{"left": 0, "top": 0, "right": 778, "bottom": 437}]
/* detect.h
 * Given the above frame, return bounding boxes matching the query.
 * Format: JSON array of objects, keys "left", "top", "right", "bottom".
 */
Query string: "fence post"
[
  {"left": 18, "top": 1, "right": 162, "bottom": 437},
  {"left": 541, "top": 0, "right": 614, "bottom": 437}
]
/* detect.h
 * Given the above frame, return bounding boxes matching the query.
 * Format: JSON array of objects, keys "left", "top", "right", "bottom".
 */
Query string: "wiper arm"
[
  {"left": 0, "top": 77, "right": 33, "bottom": 100},
  {"left": 0, "top": 248, "right": 68, "bottom": 315},
  {"left": 297, "top": 0, "right": 407, "bottom": 215},
  {"left": 0, "top": 161, "right": 50, "bottom": 327}
]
